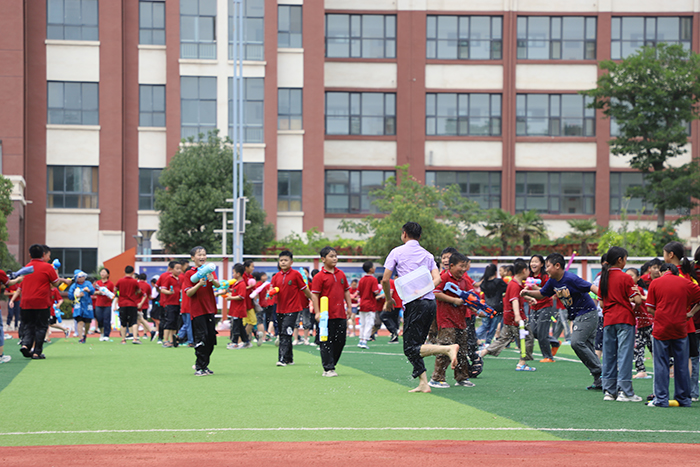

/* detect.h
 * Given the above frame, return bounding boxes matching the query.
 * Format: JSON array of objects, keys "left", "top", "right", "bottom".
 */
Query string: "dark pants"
[
  {"left": 320, "top": 318, "right": 347, "bottom": 371},
  {"left": 380, "top": 308, "right": 401, "bottom": 335},
  {"left": 530, "top": 306, "right": 559, "bottom": 359},
  {"left": 653, "top": 336, "right": 691, "bottom": 407},
  {"left": 192, "top": 314, "right": 217, "bottom": 371},
  {"left": 403, "top": 299, "right": 436, "bottom": 379},
  {"left": 163, "top": 305, "right": 180, "bottom": 330},
  {"left": 264, "top": 305, "right": 277, "bottom": 335},
  {"left": 465, "top": 315, "right": 480, "bottom": 364},
  {"left": 277, "top": 312, "right": 299, "bottom": 364},
  {"left": 95, "top": 306, "right": 112, "bottom": 337},
  {"left": 230, "top": 317, "right": 249, "bottom": 344},
  {"left": 6, "top": 300, "right": 20, "bottom": 326},
  {"left": 20, "top": 308, "right": 50, "bottom": 355}
]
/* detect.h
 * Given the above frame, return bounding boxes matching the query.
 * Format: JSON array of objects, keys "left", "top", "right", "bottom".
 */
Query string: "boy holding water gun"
[
  {"left": 94, "top": 268, "right": 115, "bottom": 341},
  {"left": 226, "top": 263, "right": 250, "bottom": 349}
]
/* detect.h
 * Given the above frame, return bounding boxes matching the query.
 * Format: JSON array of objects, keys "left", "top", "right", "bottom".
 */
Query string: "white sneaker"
[
  {"left": 257, "top": 331, "right": 263, "bottom": 346},
  {"left": 603, "top": 392, "right": 616, "bottom": 401},
  {"left": 428, "top": 379, "right": 450, "bottom": 389},
  {"left": 322, "top": 370, "right": 338, "bottom": 377},
  {"left": 0, "top": 354, "right": 10, "bottom": 364},
  {"left": 226, "top": 342, "right": 238, "bottom": 350},
  {"left": 292, "top": 339, "right": 301, "bottom": 346},
  {"left": 617, "top": 392, "right": 643, "bottom": 402},
  {"left": 276, "top": 361, "right": 286, "bottom": 367}
]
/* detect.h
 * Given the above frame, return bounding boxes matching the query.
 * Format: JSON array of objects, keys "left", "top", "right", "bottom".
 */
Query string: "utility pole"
[{"left": 231, "top": 0, "right": 245, "bottom": 263}]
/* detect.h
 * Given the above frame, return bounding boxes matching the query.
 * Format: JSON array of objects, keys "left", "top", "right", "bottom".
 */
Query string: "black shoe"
[
  {"left": 20, "top": 347, "right": 31, "bottom": 358},
  {"left": 31, "top": 354, "right": 46, "bottom": 359},
  {"left": 586, "top": 384, "right": 603, "bottom": 391},
  {"left": 388, "top": 334, "right": 399, "bottom": 343},
  {"left": 173, "top": 335, "right": 179, "bottom": 348},
  {"left": 150, "top": 330, "right": 156, "bottom": 341}
]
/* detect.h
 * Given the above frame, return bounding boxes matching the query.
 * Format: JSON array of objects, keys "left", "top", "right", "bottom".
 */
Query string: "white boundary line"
[{"left": 1, "top": 426, "right": 699, "bottom": 436}]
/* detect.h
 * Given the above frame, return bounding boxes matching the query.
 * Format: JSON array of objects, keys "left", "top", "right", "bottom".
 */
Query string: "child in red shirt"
[
  {"left": 226, "top": 264, "right": 250, "bottom": 349},
  {"left": 115, "top": 265, "right": 142, "bottom": 344},
  {"left": 357, "top": 261, "right": 381, "bottom": 349}
]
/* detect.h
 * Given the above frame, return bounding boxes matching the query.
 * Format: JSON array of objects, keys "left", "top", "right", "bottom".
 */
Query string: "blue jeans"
[
  {"left": 94, "top": 306, "right": 112, "bottom": 338},
  {"left": 6, "top": 300, "right": 20, "bottom": 326},
  {"left": 602, "top": 323, "right": 635, "bottom": 396},
  {"left": 689, "top": 334, "right": 699, "bottom": 399},
  {"left": 177, "top": 313, "right": 193, "bottom": 344},
  {"left": 653, "top": 336, "right": 692, "bottom": 407},
  {"left": 476, "top": 314, "right": 501, "bottom": 345}
]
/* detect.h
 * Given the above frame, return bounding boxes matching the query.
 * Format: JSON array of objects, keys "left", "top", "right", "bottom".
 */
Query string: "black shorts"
[
  {"left": 119, "top": 307, "right": 138, "bottom": 328},
  {"left": 163, "top": 305, "right": 180, "bottom": 330},
  {"left": 49, "top": 316, "right": 57, "bottom": 325},
  {"left": 151, "top": 305, "right": 163, "bottom": 320},
  {"left": 74, "top": 316, "right": 92, "bottom": 323}
]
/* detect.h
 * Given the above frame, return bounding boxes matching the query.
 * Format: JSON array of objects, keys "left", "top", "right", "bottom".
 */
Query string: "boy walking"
[
  {"left": 115, "top": 266, "right": 142, "bottom": 344},
  {"left": 159, "top": 261, "right": 182, "bottom": 347},
  {"left": 226, "top": 264, "right": 250, "bottom": 349},
  {"left": 357, "top": 261, "right": 381, "bottom": 349}
]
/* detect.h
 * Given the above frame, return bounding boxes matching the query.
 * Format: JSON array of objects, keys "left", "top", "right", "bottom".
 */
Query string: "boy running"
[{"left": 357, "top": 261, "right": 381, "bottom": 349}]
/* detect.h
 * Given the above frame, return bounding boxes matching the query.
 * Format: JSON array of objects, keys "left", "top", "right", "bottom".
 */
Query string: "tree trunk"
[
  {"left": 523, "top": 234, "right": 531, "bottom": 256},
  {"left": 657, "top": 206, "right": 665, "bottom": 229},
  {"left": 501, "top": 234, "right": 508, "bottom": 255}
]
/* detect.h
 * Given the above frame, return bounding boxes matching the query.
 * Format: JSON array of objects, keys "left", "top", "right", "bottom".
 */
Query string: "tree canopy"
[{"left": 581, "top": 44, "right": 700, "bottom": 227}]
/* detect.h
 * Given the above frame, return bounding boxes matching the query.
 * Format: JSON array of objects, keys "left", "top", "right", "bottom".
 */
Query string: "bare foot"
[
  {"left": 633, "top": 371, "right": 647, "bottom": 379},
  {"left": 409, "top": 384, "right": 431, "bottom": 393},
  {"left": 449, "top": 344, "right": 459, "bottom": 369}
]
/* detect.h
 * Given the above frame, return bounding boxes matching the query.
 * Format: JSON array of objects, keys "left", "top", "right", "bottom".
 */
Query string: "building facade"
[{"left": 1, "top": 0, "right": 699, "bottom": 273}]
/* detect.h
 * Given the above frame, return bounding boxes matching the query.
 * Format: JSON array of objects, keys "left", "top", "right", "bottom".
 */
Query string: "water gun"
[
  {"left": 319, "top": 296, "right": 329, "bottom": 342},
  {"left": 215, "top": 279, "right": 233, "bottom": 294},
  {"left": 524, "top": 277, "right": 541, "bottom": 288},
  {"left": 8, "top": 266, "right": 34, "bottom": 280},
  {"left": 53, "top": 259, "right": 61, "bottom": 270},
  {"left": 503, "top": 276, "right": 513, "bottom": 284},
  {"left": 192, "top": 262, "right": 216, "bottom": 284},
  {"left": 266, "top": 287, "right": 280, "bottom": 300},
  {"left": 519, "top": 320, "right": 529, "bottom": 359},
  {"left": 565, "top": 251, "right": 577, "bottom": 272},
  {"left": 300, "top": 268, "right": 309, "bottom": 285},
  {"left": 98, "top": 286, "right": 115, "bottom": 300},
  {"left": 444, "top": 282, "right": 497, "bottom": 318},
  {"left": 250, "top": 280, "right": 270, "bottom": 299},
  {"left": 53, "top": 304, "right": 64, "bottom": 323}
]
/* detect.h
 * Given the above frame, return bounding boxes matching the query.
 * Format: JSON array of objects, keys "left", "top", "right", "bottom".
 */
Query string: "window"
[
  {"left": 181, "top": 76, "right": 217, "bottom": 140},
  {"left": 516, "top": 94, "right": 595, "bottom": 136},
  {"left": 47, "top": 166, "right": 99, "bottom": 209},
  {"left": 426, "top": 93, "right": 501, "bottom": 136},
  {"left": 279, "top": 5, "right": 302, "bottom": 48},
  {"left": 610, "top": 172, "right": 687, "bottom": 215},
  {"left": 325, "top": 14, "right": 396, "bottom": 59},
  {"left": 426, "top": 16, "right": 502, "bottom": 60},
  {"left": 612, "top": 17, "right": 691, "bottom": 59},
  {"left": 228, "top": 0, "right": 264, "bottom": 60},
  {"left": 426, "top": 171, "right": 501, "bottom": 209},
  {"left": 139, "top": 168, "right": 163, "bottom": 210},
  {"left": 517, "top": 16, "right": 596, "bottom": 60},
  {"left": 278, "top": 88, "right": 302, "bottom": 130},
  {"left": 47, "top": 81, "right": 99, "bottom": 125},
  {"left": 139, "top": 85, "right": 166, "bottom": 127},
  {"left": 228, "top": 77, "right": 264, "bottom": 143},
  {"left": 278, "top": 171, "right": 302, "bottom": 211},
  {"left": 244, "top": 162, "right": 264, "bottom": 206},
  {"left": 516, "top": 172, "right": 595, "bottom": 214},
  {"left": 51, "top": 248, "right": 98, "bottom": 276},
  {"left": 47, "top": 0, "right": 98, "bottom": 41},
  {"left": 180, "top": 0, "right": 217, "bottom": 59},
  {"left": 325, "top": 92, "right": 396, "bottom": 136},
  {"left": 139, "top": 0, "right": 165, "bottom": 45},
  {"left": 325, "top": 170, "right": 394, "bottom": 214}
]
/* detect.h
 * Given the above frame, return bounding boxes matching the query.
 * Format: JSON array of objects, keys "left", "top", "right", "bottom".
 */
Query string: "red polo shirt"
[
  {"left": 227, "top": 279, "right": 247, "bottom": 318},
  {"left": 160, "top": 273, "right": 181, "bottom": 306},
  {"left": 137, "top": 281, "right": 152, "bottom": 311},
  {"left": 310, "top": 267, "right": 349, "bottom": 320},
  {"left": 434, "top": 270, "right": 468, "bottom": 330},
  {"left": 602, "top": 268, "right": 638, "bottom": 327},
  {"left": 20, "top": 259, "right": 59, "bottom": 310},
  {"left": 116, "top": 276, "right": 141, "bottom": 307},
  {"left": 94, "top": 279, "right": 115, "bottom": 307},
  {"left": 270, "top": 268, "right": 307, "bottom": 314},
  {"left": 529, "top": 272, "right": 553, "bottom": 310},
  {"left": 503, "top": 279, "right": 525, "bottom": 326},
  {"left": 646, "top": 272, "right": 700, "bottom": 340},
  {"left": 242, "top": 272, "right": 254, "bottom": 311},
  {"left": 182, "top": 269, "right": 217, "bottom": 318},
  {"left": 390, "top": 279, "right": 403, "bottom": 309},
  {"left": 358, "top": 274, "right": 380, "bottom": 312}
]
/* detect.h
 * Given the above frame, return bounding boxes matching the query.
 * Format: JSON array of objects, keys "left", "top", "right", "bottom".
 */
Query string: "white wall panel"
[
  {"left": 46, "top": 127, "right": 100, "bottom": 166},
  {"left": 324, "top": 141, "right": 396, "bottom": 166},
  {"left": 278, "top": 50, "right": 304, "bottom": 88},
  {"left": 425, "top": 141, "right": 502, "bottom": 167},
  {"left": 138, "top": 47, "right": 167, "bottom": 84},
  {"left": 46, "top": 210, "right": 100, "bottom": 247},
  {"left": 325, "top": 0, "right": 396, "bottom": 9},
  {"left": 516, "top": 142, "right": 597, "bottom": 168},
  {"left": 46, "top": 42, "right": 99, "bottom": 82},
  {"left": 98, "top": 231, "right": 125, "bottom": 265},
  {"left": 516, "top": 65, "right": 598, "bottom": 91},
  {"left": 138, "top": 129, "right": 167, "bottom": 168},
  {"left": 426, "top": 65, "right": 503, "bottom": 90},
  {"left": 278, "top": 134, "right": 304, "bottom": 170},
  {"left": 277, "top": 213, "right": 304, "bottom": 239},
  {"left": 609, "top": 145, "right": 692, "bottom": 169},
  {"left": 325, "top": 62, "right": 397, "bottom": 89}
]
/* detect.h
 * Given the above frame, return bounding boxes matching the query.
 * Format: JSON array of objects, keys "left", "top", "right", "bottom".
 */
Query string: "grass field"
[{"left": 0, "top": 332, "right": 697, "bottom": 447}]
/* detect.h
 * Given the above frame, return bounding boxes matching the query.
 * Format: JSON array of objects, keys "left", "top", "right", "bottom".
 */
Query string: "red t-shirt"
[
  {"left": 228, "top": 279, "right": 247, "bottom": 318},
  {"left": 257, "top": 281, "right": 271, "bottom": 308},
  {"left": 94, "top": 279, "right": 115, "bottom": 308},
  {"left": 6, "top": 283, "right": 20, "bottom": 305},
  {"left": 242, "top": 272, "right": 253, "bottom": 311},
  {"left": 310, "top": 267, "right": 349, "bottom": 320},
  {"left": 349, "top": 286, "right": 360, "bottom": 307},
  {"left": 270, "top": 269, "right": 308, "bottom": 314},
  {"left": 160, "top": 273, "right": 181, "bottom": 306},
  {"left": 49, "top": 288, "right": 62, "bottom": 316},
  {"left": 601, "top": 268, "right": 638, "bottom": 327},
  {"left": 646, "top": 272, "right": 700, "bottom": 340},
  {"left": 434, "top": 270, "right": 468, "bottom": 330},
  {"left": 358, "top": 274, "right": 380, "bottom": 312},
  {"left": 116, "top": 276, "right": 141, "bottom": 307},
  {"left": 634, "top": 301, "right": 654, "bottom": 328},
  {"left": 503, "top": 279, "right": 525, "bottom": 326},
  {"left": 529, "top": 272, "right": 553, "bottom": 310},
  {"left": 20, "top": 259, "right": 59, "bottom": 310},
  {"left": 181, "top": 269, "right": 217, "bottom": 318},
  {"left": 390, "top": 279, "right": 403, "bottom": 309},
  {"left": 137, "top": 281, "right": 151, "bottom": 311}
]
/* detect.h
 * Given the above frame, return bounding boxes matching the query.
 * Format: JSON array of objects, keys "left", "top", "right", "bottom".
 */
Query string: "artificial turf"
[{"left": 0, "top": 332, "right": 696, "bottom": 447}]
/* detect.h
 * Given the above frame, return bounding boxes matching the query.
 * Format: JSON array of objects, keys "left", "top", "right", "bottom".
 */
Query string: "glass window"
[
  {"left": 228, "top": 77, "right": 264, "bottom": 143},
  {"left": 516, "top": 94, "right": 595, "bottom": 136},
  {"left": 325, "top": 170, "right": 395, "bottom": 213},
  {"left": 426, "top": 93, "right": 501, "bottom": 136},
  {"left": 517, "top": 16, "right": 596, "bottom": 60},
  {"left": 47, "top": 0, "right": 99, "bottom": 41},
  {"left": 47, "top": 166, "right": 99, "bottom": 209},
  {"left": 609, "top": 172, "right": 686, "bottom": 215},
  {"left": 612, "top": 16, "right": 691, "bottom": 59},
  {"left": 426, "top": 171, "right": 501, "bottom": 209},
  {"left": 47, "top": 81, "right": 99, "bottom": 125},
  {"left": 139, "top": 168, "right": 163, "bottom": 210},
  {"left": 139, "top": 0, "right": 165, "bottom": 45},
  {"left": 180, "top": 0, "right": 217, "bottom": 59},
  {"left": 181, "top": 76, "right": 217, "bottom": 140},
  {"left": 278, "top": 5, "right": 302, "bottom": 48},
  {"left": 516, "top": 171, "right": 594, "bottom": 214},
  {"left": 325, "top": 14, "right": 396, "bottom": 59},
  {"left": 325, "top": 92, "right": 396, "bottom": 136},
  {"left": 50, "top": 248, "right": 98, "bottom": 276},
  {"left": 228, "top": 0, "right": 265, "bottom": 60},
  {"left": 244, "top": 162, "right": 264, "bottom": 206},
  {"left": 139, "top": 84, "right": 166, "bottom": 127},
  {"left": 278, "top": 88, "right": 302, "bottom": 130},
  {"left": 278, "top": 170, "right": 302, "bottom": 211},
  {"left": 426, "top": 16, "right": 502, "bottom": 60}
]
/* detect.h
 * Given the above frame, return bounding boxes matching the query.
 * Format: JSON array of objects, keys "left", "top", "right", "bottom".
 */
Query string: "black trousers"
[
  {"left": 230, "top": 317, "right": 249, "bottom": 344},
  {"left": 192, "top": 314, "right": 217, "bottom": 371},
  {"left": 403, "top": 299, "right": 436, "bottom": 378},
  {"left": 466, "top": 315, "right": 480, "bottom": 363},
  {"left": 277, "top": 312, "right": 299, "bottom": 364},
  {"left": 320, "top": 318, "right": 347, "bottom": 371},
  {"left": 380, "top": 308, "right": 401, "bottom": 335},
  {"left": 20, "top": 308, "right": 50, "bottom": 355}
]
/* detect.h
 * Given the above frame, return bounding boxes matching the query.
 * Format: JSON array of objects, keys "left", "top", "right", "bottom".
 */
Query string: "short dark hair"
[
  {"left": 139, "top": 273, "right": 147, "bottom": 280},
  {"left": 362, "top": 261, "right": 374, "bottom": 273},
  {"left": 279, "top": 250, "right": 293, "bottom": 260},
  {"left": 350, "top": 278, "right": 358, "bottom": 284},
  {"left": 178, "top": 259, "right": 189, "bottom": 266},
  {"left": 233, "top": 263, "right": 245, "bottom": 275},
  {"left": 625, "top": 267, "right": 640, "bottom": 278},
  {"left": 649, "top": 258, "right": 663, "bottom": 268},
  {"left": 311, "top": 269, "right": 319, "bottom": 278},
  {"left": 504, "top": 264, "right": 514, "bottom": 275},
  {"left": 441, "top": 246, "right": 458, "bottom": 257},
  {"left": 660, "top": 263, "right": 679, "bottom": 275},
  {"left": 449, "top": 252, "right": 468, "bottom": 266},
  {"left": 243, "top": 259, "right": 254, "bottom": 269},
  {"left": 42, "top": 245, "right": 51, "bottom": 254},
  {"left": 513, "top": 258, "right": 528, "bottom": 275},
  {"left": 189, "top": 245, "right": 205, "bottom": 257},
  {"left": 320, "top": 246, "right": 336, "bottom": 258},
  {"left": 101, "top": 268, "right": 110, "bottom": 276},
  {"left": 125, "top": 265, "right": 134, "bottom": 274},
  {"left": 402, "top": 222, "right": 422, "bottom": 240},
  {"left": 29, "top": 244, "right": 44, "bottom": 259},
  {"left": 253, "top": 271, "right": 263, "bottom": 281},
  {"left": 545, "top": 253, "right": 566, "bottom": 269},
  {"left": 168, "top": 260, "right": 178, "bottom": 269}
]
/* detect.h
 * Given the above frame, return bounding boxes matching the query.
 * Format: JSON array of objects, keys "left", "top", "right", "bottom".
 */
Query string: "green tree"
[
  {"left": 482, "top": 209, "right": 520, "bottom": 255},
  {"left": 340, "top": 166, "right": 482, "bottom": 259},
  {"left": 566, "top": 218, "right": 604, "bottom": 255},
  {"left": 581, "top": 44, "right": 700, "bottom": 227},
  {"left": 0, "top": 176, "right": 20, "bottom": 270},
  {"left": 155, "top": 131, "right": 274, "bottom": 254},
  {"left": 518, "top": 210, "right": 547, "bottom": 256}
]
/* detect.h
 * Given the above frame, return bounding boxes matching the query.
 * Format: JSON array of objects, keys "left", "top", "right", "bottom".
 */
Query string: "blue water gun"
[
  {"left": 192, "top": 263, "right": 216, "bottom": 284},
  {"left": 444, "top": 282, "right": 497, "bottom": 318},
  {"left": 300, "top": 267, "right": 309, "bottom": 285},
  {"left": 8, "top": 265, "right": 34, "bottom": 280},
  {"left": 53, "top": 304, "right": 64, "bottom": 323}
]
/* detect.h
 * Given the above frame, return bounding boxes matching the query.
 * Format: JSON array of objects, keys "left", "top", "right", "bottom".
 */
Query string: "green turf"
[{"left": 0, "top": 334, "right": 696, "bottom": 446}]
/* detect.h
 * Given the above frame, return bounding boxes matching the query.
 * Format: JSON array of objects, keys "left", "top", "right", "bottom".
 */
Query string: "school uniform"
[
  {"left": 357, "top": 274, "right": 381, "bottom": 343},
  {"left": 228, "top": 280, "right": 249, "bottom": 345},
  {"left": 94, "top": 279, "right": 115, "bottom": 338},
  {"left": 115, "top": 276, "right": 141, "bottom": 329},
  {"left": 19, "top": 259, "right": 58, "bottom": 357},
  {"left": 379, "top": 279, "right": 402, "bottom": 338},
  {"left": 270, "top": 268, "right": 308, "bottom": 364},
  {"left": 182, "top": 268, "right": 218, "bottom": 372},
  {"left": 528, "top": 272, "right": 559, "bottom": 359},
  {"left": 160, "top": 273, "right": 181, "bottom": 331},
  {"left": 311, "top": 267, "right": 350, "bottom": 372},
  {"left": 485, "top": 279, "right": 534, "bottom": 360}
]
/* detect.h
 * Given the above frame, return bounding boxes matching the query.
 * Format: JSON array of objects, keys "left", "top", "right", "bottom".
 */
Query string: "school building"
[{"left": 1, "top": 0, "right": 699, "bottom": 273}]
